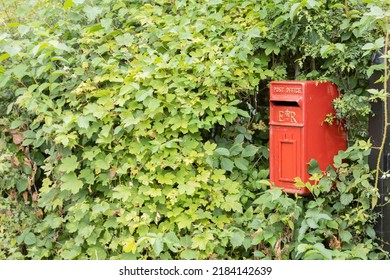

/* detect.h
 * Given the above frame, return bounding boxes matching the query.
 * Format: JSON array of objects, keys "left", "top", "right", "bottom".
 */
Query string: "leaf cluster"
[
  {"left": 251, "top": 141, "right": 388, "bottom": 260},
  {"left": 0, "top": 0, "right": 389, "bottom": 260},
  {"left": 1, "top": 0, "right": 269, "bottom": 260}
]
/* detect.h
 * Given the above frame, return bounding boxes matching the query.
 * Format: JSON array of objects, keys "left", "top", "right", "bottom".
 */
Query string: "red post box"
[{"left": 269, "top": 81, "right": 346, "bottom": 195}]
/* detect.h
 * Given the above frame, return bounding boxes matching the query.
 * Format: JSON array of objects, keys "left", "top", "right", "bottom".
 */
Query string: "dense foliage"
[{"left": 0, "top": 0, "right": 389, "bottom": 259}]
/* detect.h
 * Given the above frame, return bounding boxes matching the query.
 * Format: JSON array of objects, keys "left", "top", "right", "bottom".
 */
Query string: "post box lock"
[{"left": 269, "top": 81, "right": 346, "bottom": 195}]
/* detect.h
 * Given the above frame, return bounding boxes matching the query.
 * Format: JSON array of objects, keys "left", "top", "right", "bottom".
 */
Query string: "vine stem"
[{"left": 374, "top": 15, "right": 389, "bottom": 202}]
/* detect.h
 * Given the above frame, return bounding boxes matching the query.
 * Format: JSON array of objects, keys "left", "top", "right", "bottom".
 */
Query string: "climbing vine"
[{"left": 0, "top": 0, "right": 389, "bottom": 259}]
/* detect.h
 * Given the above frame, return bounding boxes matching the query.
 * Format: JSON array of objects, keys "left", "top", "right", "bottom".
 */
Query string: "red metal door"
[{"left": 270, "top": 126, "right": 302, "bottom": 193}]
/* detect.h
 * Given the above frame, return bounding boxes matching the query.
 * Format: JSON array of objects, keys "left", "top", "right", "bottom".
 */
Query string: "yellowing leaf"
[
  {"left": 123, "top": 237, "right": 137, "bottom": 253},
  {"left": 63, "top": 0, "right": 74, "bottom": 9}
]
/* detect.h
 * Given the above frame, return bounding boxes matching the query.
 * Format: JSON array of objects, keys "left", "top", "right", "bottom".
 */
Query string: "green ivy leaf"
[
  {"left": 61, "top": 172, "right": 83, "bottom": 194},
  {"left": 234, "top": 158, "right": 249, "bottom": 171},
  {"left": 91, "top": 202, "right": 110, "bottom": 217},
  {"left": 178, "top": 181, "right": 200, "bottom": 195},
  {"left": 24, "top": 232, "right": 37, "bottom": 245},
  {"left": 101, "top": 18, "right": 113, "bottom": 30},
  {"left": 326, "top": 220, "right": 339, "bottom": 230},
  {"left": 297, "top": 243, "right": 312, "bottom": 255},
  {"left": 229, "top": 143, "right": 243, "bottom": 156},
  {"left": 220, "top": 157, "right": 234, "bottom": 172},
  {"left": 290, "top": 3, "right": 301, "bottom": 21},
  {"left": 77, "top": 115, "right": 95, "bottom": 129},
  {"left": 191, "top": 232, "right": 214, "bottom": 250},
  {"left": 242, "top": 145, "right": 259, "bottom": 157},
  {"left": 297, "top": 225, "right": 309, "bottom": 244},
  {"left": 366, "top": 226, "right": 376, "bottom": 239},
  {"left": 263, "top": 40, "right": 280, "bottom": 55},
  {"left": 180, "top": 249, "right": 200, "bottom": 260},
  {"left": 351, "top": 244, "right": 370, "bottom": 260},
  {"left": 115, "top": 34, "right": 134, "bottom": 46},
  {"left": 222, "top": 194, "right": 243, "bottom": 212},
  {"left": 80, "top": 169, "right": 95, "bottom": 185},
  {"left": 340, "top": 230, "right": 353, "bottom": 242},
  {"left": 4, "top": 44, "right": 21, "bottom": 56},
  {"left": 237, "top": 109, "right": 250, "bottom": 118},
  {"left": 204, "top": 141, "right": 217, "bottom": 155},
  {"left": 308, "top": 159, "right": 321, "bottom": 175},
  {"left": 87, "top": 246, "right": 107, "bottom": 260},
  {"left": 230, "top": 230, "right": 245, "bottom": 248},
  {"left": 175, "top": 214, "right": 192, "bottom": 230},
  {"left": 59, "top": 155, "right": 79, "bottom": 173},
  {"left": 49, "top": 40, "right": 72, "bottom": 52},
  {"left": 215, "top": 147, "right": 230, "bottom": 156},
  {"left": 152, "top": 236, "right": 164, "bottom": 256},
  {"left": 320, "top": 45, "right": 332, "bottom": 57},
  {"left": 83, "top": 5, "right": 103, "bottom": 22},
  {"left": 208, "top": 0, "right": 222, "bottom": 6},
  {"left": 248, "top": 28, "right": 261, "bottom": 38},
  {"left": 340, "top": 193, "right": 354, "bottom": 206},
  {"left": 13, "top": 64, "right": 28, "bottom": 79},
  {"left": 313, "top": 243, "right": 332, "bottom": 260},
  {"left": 306, "top": 218, "right": 319, "bottom": 229},
  {"left": 61, "top": 248, "right": 81, "bottom": 260},
  {"left": 269, "top": 188, "right": 282, "bottom": 201},
  {"left": 163, "top": 232, "right": 181, "bottom": 252}
]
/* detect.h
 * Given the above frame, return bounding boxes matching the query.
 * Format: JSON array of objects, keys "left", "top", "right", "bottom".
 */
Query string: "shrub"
[{"left": 0, "top": 0, "right": 388, "bottom": 259}]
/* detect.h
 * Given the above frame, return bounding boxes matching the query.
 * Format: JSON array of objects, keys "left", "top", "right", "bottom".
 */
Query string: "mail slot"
[{"left": 269, "top": 81, "right": 346, "bottom": 195}]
